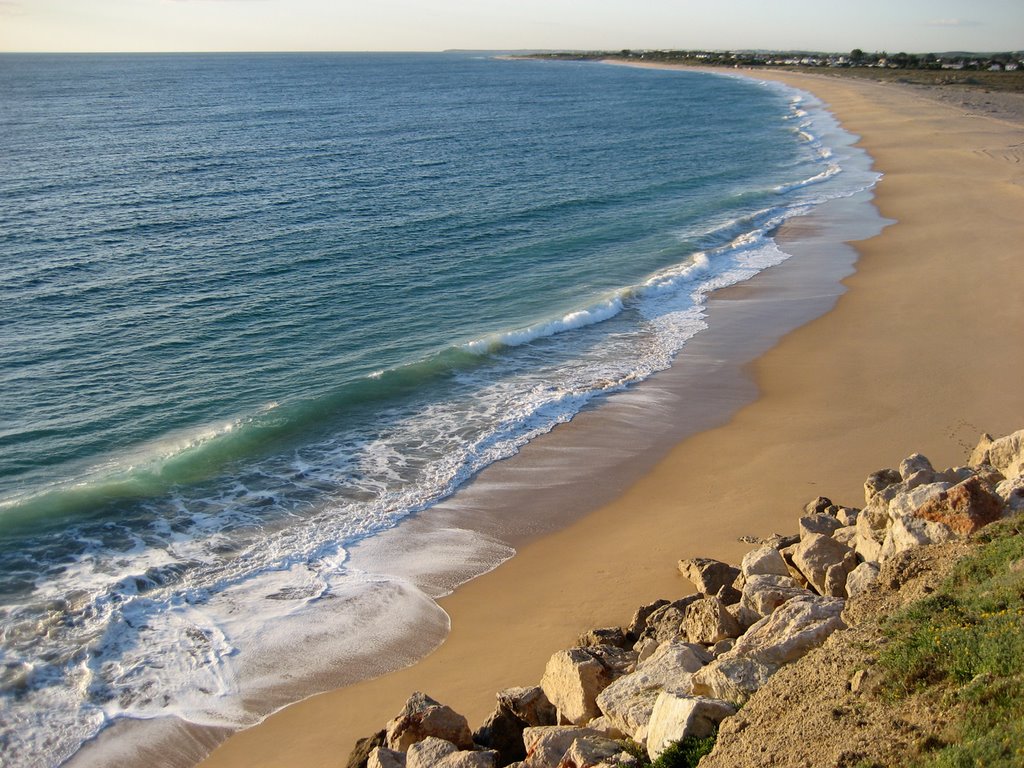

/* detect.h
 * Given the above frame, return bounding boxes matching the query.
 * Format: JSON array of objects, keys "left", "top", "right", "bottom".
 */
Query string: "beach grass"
[{"left": 876, "top": 517, "right": 1024, "bottom": 766}]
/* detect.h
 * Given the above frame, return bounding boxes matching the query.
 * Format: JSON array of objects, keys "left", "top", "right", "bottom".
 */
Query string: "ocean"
[{"left": 0, "top": 53, "right": 878, "bottom": 766}]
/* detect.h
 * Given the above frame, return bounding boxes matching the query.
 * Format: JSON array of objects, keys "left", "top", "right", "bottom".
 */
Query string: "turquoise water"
[{"left": 0, "top": 54, "right": 874, "bottom": 765}]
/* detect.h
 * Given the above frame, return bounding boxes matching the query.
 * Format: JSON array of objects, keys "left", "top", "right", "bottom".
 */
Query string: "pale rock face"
[
  {"left": 407, "top": 737, "right": 458, "bottom": 768},
  {"left": 385, "top": 692, "right": 475, "bottom": 752},
  {"left": 555, "top": 735, "right": 631, "bottom": 768},
  {"left": 368, "top": 747, "right": 407, "bottom": 768},
  {"left": 645, "top": 693, "right": 737, "bottom": 762},
  {"left": 836, "top": 507, "right": 861, "bottom": 526},
  {"left": 583, "top": 716, "right": 626, "bottom": 740},
  {"left": 540, "top": 648, "right": 633, "bottom": 726},
  {"left": 792, "top": 533, "right": 857, "bottom": 595},
  {"left": 997, "top": 475, "right": 1024, "bottom": 513},
  {"left": 845, "top": 561, "right": 880, "bottom": 597},
  {"left": 730, "top": 595, "right": 845, "bottom": 667},
  {"left": 854, "top": 505, "right": 886, "bottom": 562},
  {"left": 739, "top": 573, "right": 812, "bottom": 618},
  {"left": 689, "top": 655, "right": 776, "bottom": 705},
  {"left": 832, "top": 525, "right": 858, "bottom": 548},
  {"left": 438, "top": 751, "right": 499, "bottom": 768},
  {"left": 682, "top": 597, "right": 742, "bottom": 645},
  {"left": 970, "top": 429, "right": 1024, "bottom": 477},
  {"left": 740, "top": 546, "right": 790, "bottom": 579},
  {"left": 798, "top": 514, "right": 844, "bottom": 540},
  {"left": 522, "top": 726, "right": 603, "bottom": 768},
  {"left": 594, "top": 640, "right": 709, "bottom": 736},
  {"left": 879, "top": 509, "right": 957, "bottom": 561}
]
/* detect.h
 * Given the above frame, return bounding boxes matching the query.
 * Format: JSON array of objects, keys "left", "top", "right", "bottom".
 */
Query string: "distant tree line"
[{"left": 536, "top": 49, "right": 1024, "bottom": 72}]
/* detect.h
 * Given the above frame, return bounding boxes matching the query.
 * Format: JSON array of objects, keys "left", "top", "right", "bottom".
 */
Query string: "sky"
[{"left": 0, "top": 0, "right": 1021, "bottom": 54}]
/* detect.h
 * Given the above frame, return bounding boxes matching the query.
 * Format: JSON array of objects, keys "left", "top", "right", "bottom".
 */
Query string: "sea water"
[{"left": 0, "top": 53, "right": 878, "bottom": 766}]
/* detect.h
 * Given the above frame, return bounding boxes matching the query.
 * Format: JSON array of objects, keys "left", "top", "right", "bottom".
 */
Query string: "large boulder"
[
  {"left": 913, "top": 476, "right": 1005, "bottom": 534},
  {"left": 645, "top": 693, "right": 736, "bottom": 761},
  {"left": 386, "top": 692, "right": 474, "bottom": 751},
  {"left": 739, "top": 546, "right": 790, "bottom": 579},
  {"left": 678, "top": 558, "right": 741, "bottom": 597},
  {"left": 594, "top": 640, "right": 709, "bottom": 738},
  {"left": 791, "top": 533, "right": 858, "bottom": 596},
  {"left": 521, "top": 727, "right": 603, "bottom": 768},
  {"left": 476, "top": 688, "right": 557, "bottom": 765},
  {"left": 739, "top": 573, "right": 812, "bottom": 618},
  {"left": 970, "top": 429, "right": 1024, "bottom": 477},
  {"left": 540, "top": 647, "right": 635, "bottom": 726},
  {"left": 730, "top": 594, "right": 846, "bottom": 667},
  {"left": 682, "top": 597, "right": 742, "bottom": 645}
]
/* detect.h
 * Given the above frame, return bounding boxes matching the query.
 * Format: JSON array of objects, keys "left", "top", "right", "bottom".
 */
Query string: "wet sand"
[{"left": 194, "top": 67, "right": 1024, "bottom": 768}]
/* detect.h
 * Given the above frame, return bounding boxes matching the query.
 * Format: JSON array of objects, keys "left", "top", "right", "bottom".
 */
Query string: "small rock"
[
  {"left": 540, "top": 648, "right": 635, "bottom": 726},
  {"left": 682, "top": 597, "right": 742, "bottom": 645},
  {"left": 556, "top": 735, "right": 629, "bottom": 768},
  {"left": 578, "top": 628, "right": 629, "bottom": 650},
  {"left": 832, "top": 525, "right": 858, "bottom": 548},
  {"left": 740, "top": 573, "right": 811, "bottom": 618},
  {"left": 997, "top": 475, "right": 1024, "bottom": 513},
  {"left": 804, "top": 496, "right": 835, "bottom": 516},
  {"left": 677, "top": 558, "right": 741, "bottom": 597},
  {"left": 798, "top": 514, "right": 844, "bottom": 540},
  {"left": 899, "top": 453, "right": 935, "bottom": 482},
  {"left": 407, "top": 737, "right": 458, "bottom": 768},
  {"left": 640, "top": 598, "right": 699, "bottom": 644},
  {"left": 970, "top": 429, "right": 1024, "bottom": 477},
  {"left": 497, "top": 686, "right": 557, "bottom": 728}
]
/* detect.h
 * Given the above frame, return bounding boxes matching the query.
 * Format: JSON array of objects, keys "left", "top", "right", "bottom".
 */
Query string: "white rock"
[
  {"left": 555, "top": 735, "right": 626, "bottom": 768},
  {"left": 845, "top": 561, "right": 880, "bottom": 597},
  {"left": 970, "top": 429, "right": 1024, "bottom": 477},
  {"left": 997, "top": 475, "right": 1024, "bottom": 513},
  {"left": 594, "top": 641, "right": 708, "bottom": 736},
  {"left": 899, "top": 453, "right": 935, "bottom": 482},
  {"left": 522, "top": 726, "right": 602, "bottom": 768},
  {"left": 407, "top": 737, "right": 457, "bottom": 768},
  {"left": 645, "top": 693, "right": 736, "bottom": 762},
  {"left": 832, "top": 525, "right": 858, "bottom": 548},
  {"left": 689, "top": 656, "right": 775, "bottom": 705},
  {"left": 740, "top": 546, "right": 790, "bottom": 578}
]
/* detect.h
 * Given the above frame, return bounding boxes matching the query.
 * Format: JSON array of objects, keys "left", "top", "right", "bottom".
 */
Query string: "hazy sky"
[{"left": 0, "top": 0, "right": 1021, "bottom": 53}]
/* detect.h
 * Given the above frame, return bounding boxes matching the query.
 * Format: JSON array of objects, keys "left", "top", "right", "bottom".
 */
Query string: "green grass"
[
  {"left": 617, "top": 728, "right": 718, "bottom": 768},
  {"left": 876, "top": 518, "right": 1024, "bottom": 767}
]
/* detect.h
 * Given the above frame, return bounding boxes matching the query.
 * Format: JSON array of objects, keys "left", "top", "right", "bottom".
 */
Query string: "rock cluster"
[{"left": 347, "top": 430, "right": 1024, "bottom": 768}]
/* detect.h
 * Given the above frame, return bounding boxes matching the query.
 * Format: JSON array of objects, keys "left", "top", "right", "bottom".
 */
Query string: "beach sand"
[{"left": 195, "top": 68, "right": 1024, "bottom": 768}]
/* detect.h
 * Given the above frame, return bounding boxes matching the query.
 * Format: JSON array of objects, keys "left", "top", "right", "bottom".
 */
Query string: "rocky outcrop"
[{"left": 347, "top": 429, "right": 1021, "bottom": 768}]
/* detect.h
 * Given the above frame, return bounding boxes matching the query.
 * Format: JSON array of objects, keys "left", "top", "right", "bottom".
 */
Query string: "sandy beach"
[{"left": 195, "top": 67, "right": 1024, "bottom": 768}]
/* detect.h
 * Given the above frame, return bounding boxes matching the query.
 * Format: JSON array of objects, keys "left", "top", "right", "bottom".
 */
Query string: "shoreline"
[{"left": 95, "top": 65, "right": 1024, "bottom": 768}]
